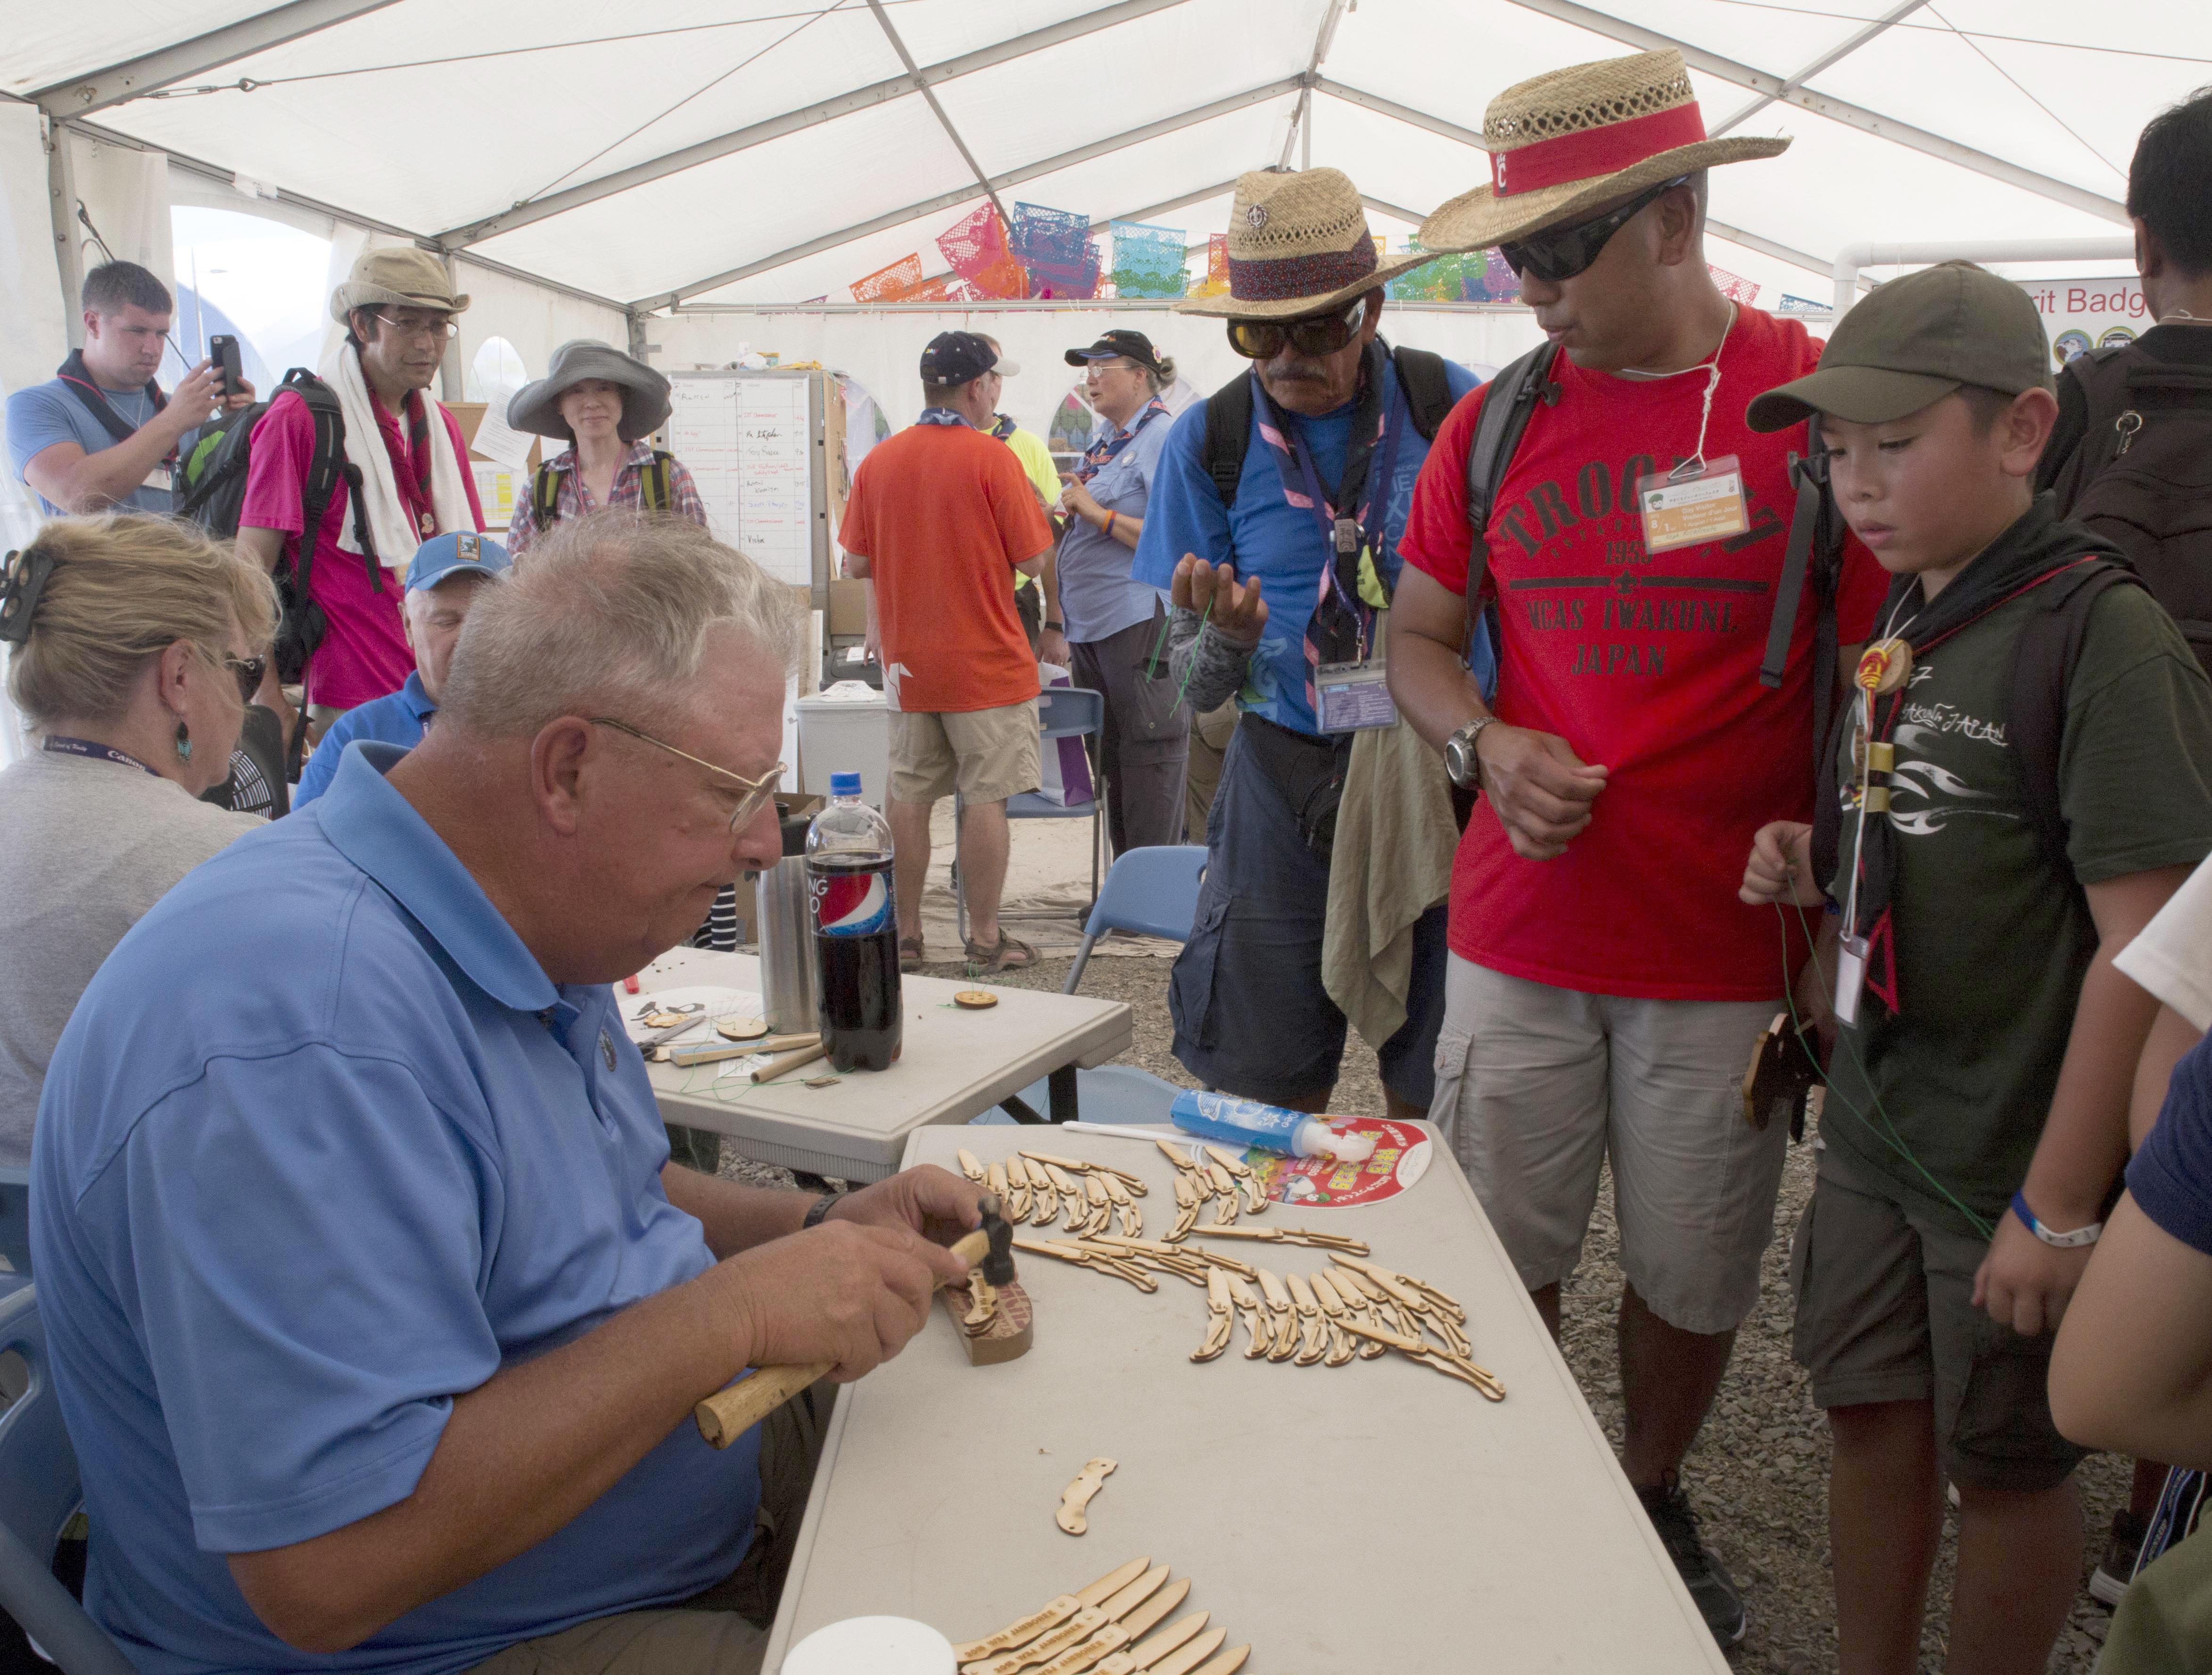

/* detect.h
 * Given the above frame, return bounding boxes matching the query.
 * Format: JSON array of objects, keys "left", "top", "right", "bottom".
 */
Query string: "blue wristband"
[{"left": 2011, "top": 1189, "right": 2103, "bottom": 1248}]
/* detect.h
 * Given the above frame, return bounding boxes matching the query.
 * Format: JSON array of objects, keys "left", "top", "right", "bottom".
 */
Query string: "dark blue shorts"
[{"left": 1168, "top": 723, "right": 1448, "bottom": 1108}]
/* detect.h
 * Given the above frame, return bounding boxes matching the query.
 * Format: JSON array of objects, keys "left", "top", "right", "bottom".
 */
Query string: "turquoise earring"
[{"left": 174, "top": 721, "right": 191, "bottom": 763}]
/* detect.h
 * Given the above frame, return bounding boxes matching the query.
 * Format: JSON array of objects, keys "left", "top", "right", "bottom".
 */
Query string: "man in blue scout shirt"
[
  {"left": 1133, "top": 167, "right": 1480, "bottom": 1125},
  {"left": 6, "top": 260, "right": 253, "bottom": 515},
  {"left": 31, "top": 511, "right": 982, "bottom": 1675}
]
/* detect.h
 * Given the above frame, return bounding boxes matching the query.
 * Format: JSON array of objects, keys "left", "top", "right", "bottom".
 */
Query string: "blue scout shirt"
[
  {"left": 5, "top": 378, "right": 172, "bottom": 516},
  {"left": 294, "top": 672, "right": 439, "bottom": 807},
  {"left": 1133, "top": 354, "right": 1482, "bottom": 736},
  {"left": 31, "top": 743, "right": 759, "bottom": 1675},
  {"left": 1057, "top": 407, "right": 1173, "bottom": 645}
]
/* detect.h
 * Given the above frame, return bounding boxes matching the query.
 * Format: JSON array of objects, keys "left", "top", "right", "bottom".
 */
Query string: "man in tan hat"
[
  {"left": 1385, "top": 50, "right": 1891, "bottom": 1646},
  {"left": 237, "top": 247, "right": 485, "bottom": 746},
  {"left": 1131, "top": 167, "right": 1479, "bottom": 1128}
]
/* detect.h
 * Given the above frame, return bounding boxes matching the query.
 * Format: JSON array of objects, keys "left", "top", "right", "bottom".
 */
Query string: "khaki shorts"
[
  {"left": 889, "top": 699, "right": 1040, "bottom": 804},
  {"left": 462, "top": 1382, "right": 830, "bottom": 1675},
  {"left": 1429, "top": 954, "right": 1787, "bottom": 1335},
  {"left": 1791, "top": 1142, "right": 2087, "bottom": 1493}
]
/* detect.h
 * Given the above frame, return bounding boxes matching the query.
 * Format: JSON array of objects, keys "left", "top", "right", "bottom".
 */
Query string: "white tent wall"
[
  {"left": 61, "top": 130, "right": 173, "bottom": 334},
  {"left": 0, "top": 106, "right": 68, "bottom": 424},
  {"left": 649, "top": 304, "right": 1549, "bottom": 447},
  {"left": 451, "top": 259, "right": 628, "bottom": 398}
]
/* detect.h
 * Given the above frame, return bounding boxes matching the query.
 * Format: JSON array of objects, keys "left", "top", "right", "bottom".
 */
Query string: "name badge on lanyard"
[
  {"left": 143, "top": 467, "right": 173, "bottom": 493},
  {"left": 1316, "top": 655, "right": 1396, "bottom": 733},
  {"left": 1636, "top": 454, "right": 1749, "bottom": 554},
  {"left": 1834, "top": 933, "right": 1869, "bottom": 1028}
]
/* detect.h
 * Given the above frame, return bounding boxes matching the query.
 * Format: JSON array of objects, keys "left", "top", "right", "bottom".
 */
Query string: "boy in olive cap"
[{"left": 1737, "top": 261, "right": 2212, "bottom": 1672}]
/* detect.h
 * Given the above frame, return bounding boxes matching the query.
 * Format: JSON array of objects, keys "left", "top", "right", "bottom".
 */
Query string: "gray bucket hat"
[{"left": 506, "top": 340, "right": 673, "bottom": 443}]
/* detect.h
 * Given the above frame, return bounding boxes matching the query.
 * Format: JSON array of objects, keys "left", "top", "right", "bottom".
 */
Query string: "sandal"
[
  {"left": 964, "top": 931, "right": 1040, "bottom": 973},
  {"left": 899, "top": 935, "right": 926, "bottom": 973}
]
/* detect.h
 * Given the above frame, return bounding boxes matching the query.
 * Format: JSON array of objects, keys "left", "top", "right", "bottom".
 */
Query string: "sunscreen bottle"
[{"left": 1170, "top": 1090, "right": 1377, "bottom": 1161}]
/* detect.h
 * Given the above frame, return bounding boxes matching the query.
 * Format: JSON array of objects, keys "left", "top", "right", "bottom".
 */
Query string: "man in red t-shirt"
[
  {"left": 838, "top": 332, "right": 1059, "bottom": 972},
  {"left": 1386, "top": 51, "right": 1885, "bottom": 1647},
  {"left": 237, "top": 248, "right": 485, "bottom": 750}
]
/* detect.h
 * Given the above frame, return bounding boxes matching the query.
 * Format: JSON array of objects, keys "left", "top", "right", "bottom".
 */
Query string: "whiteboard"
[{"left": 666, "top": 372, "right": 818, "bottom": 587}]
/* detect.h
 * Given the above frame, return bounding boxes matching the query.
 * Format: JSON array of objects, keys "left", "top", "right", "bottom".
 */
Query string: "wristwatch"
[
  {"left": 2011, "top": 1190, "right": 2103, "bottom": 1248},
  {"left": 1043, "top": 620, "right": 1065, "bottom": 633},
  {"left": 1443, "top": 715, "right": 1501, "bottom": 791},
  {"left": 801, "top": 1190, "right": 846, "bottom": 1230}
]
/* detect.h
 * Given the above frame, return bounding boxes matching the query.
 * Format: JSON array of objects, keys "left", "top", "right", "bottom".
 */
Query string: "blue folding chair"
[
  {"left": 0, "top": 1165, "right": 28, "bottom": 1279},
  {"left": 979, "top": 844, "right": 1207, "bottom": 1126},
  {"left": 956, "top": 687, "right": 1107, "bottom": 946},
  {"left": 0, "top": 1285, "right": 133, "bottom": 1674}
]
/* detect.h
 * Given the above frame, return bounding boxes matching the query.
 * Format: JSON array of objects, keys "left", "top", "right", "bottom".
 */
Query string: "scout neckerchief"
[
  {"left": 1251, "top": 340, "right": 1403, "bottom": 702},
  {"left": 43, "top": 736, "right": 159, "bottom": 777},
  {"left": 1833, "top": 495, "right": 2114, "bottom": 1016},
  {"left": 990, "top": 413, "right": 1018, "bottom": 440},
  {"left": 57, "top": 348, "right": 173, "bottom": 467},
  {"left": 916, "top": 407, "right": 969, "bottom": 427},
  {"left": 371, "top": 386, "right": 440, "bottom": 539},
  {"left": 1073, "top": 398, "right": 1169, "bottom": 486}
]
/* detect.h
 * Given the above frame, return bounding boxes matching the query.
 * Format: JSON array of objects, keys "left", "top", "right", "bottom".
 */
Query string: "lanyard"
[
  {"left": 43, "top": 736, "right": 159, "bottom": 777},
  {"left": 1620, "top": 303, "right": 1736, "bottom": 482},
  {"left": 1073, "top": 398, "right": 1168, "bottom": 485},
  {"left": 57, "top": 350, "right": 175, "bottom": 468}
]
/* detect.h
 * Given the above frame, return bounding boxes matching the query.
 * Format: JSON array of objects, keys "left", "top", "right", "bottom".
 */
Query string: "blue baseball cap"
[
  {"left": 918, "top": 330, "right": 998, "bottom": 386},
  {"left": 404, "top": 531, "right": 511, "bottom": 594}
]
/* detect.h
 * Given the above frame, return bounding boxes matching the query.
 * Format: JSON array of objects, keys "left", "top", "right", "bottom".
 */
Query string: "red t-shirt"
[
  {"left": 239, "top": 391, "right": 485, "bottom": 713},
  {"left": 838, "top": 423, "right": 1055, "bottom": 714},
  {"left": 1400, "top": 308, "right": 1887, "bottom": 1001}
]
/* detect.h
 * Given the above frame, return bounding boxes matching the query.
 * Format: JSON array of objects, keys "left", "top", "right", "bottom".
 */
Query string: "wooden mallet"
[{"left": 693, "top": 1201, "right": 1009, "bottom": 1447}]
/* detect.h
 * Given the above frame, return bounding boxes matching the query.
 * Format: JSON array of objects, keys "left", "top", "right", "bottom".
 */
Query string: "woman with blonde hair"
[{"left": 0, "top": 514, "right": 277, "bottom": 1171}]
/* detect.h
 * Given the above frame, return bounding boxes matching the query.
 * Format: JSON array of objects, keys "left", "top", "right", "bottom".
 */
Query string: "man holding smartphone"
[{"left": 7, "top": 260, "right": 256, "bottom": 517}]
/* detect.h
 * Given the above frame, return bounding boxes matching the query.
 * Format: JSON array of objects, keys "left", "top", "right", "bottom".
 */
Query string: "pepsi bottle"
[{"left": 807, "top": 771, "right": 902, "bottom": 1072}]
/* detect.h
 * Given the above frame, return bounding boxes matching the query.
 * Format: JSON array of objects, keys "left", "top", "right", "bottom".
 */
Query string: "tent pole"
[
  {"left": 45, "top": 119, "right": 85, "bottom": 349},
  {"left": 1831, "top": 238, "right": 2135, "bottom": 316}
]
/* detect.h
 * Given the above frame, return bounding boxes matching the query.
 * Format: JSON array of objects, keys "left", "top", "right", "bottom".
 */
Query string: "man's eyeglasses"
[
  {"left": 374, "top": 310, "right": 461, "bottom": 342},
  {"left": 1498, "top": 174, "right": 1692, "bottom": 285},
  {"left": 221, "top": 654, "right": 266, "bottom": 704},
  {"left": 589, "top": 717, "right": 785, "bottom": 833},
  {"left": 1226, "top": 295, "right": 1368, "bottom": 361}
]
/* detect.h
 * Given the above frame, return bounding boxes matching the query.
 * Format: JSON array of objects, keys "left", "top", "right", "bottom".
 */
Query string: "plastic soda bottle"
[{"left": 807, "top": 772, "right": 902, "bottom": 1072}]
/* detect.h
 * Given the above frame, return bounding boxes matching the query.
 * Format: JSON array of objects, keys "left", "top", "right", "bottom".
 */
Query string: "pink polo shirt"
[{"left": 240, "top": 391, "right": 485, "bottom": 713}]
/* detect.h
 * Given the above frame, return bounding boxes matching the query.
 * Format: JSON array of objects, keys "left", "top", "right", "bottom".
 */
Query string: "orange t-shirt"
[{"left": 838, "top": 422, "right": 1055, "bottom": 713}]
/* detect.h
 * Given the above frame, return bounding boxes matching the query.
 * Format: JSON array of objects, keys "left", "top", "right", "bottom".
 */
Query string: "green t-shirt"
[{"left": 1824, "top": 573, "right": 2212, "bottom": 1233}]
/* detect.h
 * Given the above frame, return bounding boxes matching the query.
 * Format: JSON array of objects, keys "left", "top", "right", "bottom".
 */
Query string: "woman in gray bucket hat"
[{"left": 502, "top": 339, "right": 708, "bottom": 558}]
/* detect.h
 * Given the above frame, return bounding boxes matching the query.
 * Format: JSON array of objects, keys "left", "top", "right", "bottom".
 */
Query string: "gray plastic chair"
[
  {"left": 0, "top": 1284, "right": 134, "bottom": 1673},
  {"left": 0, "top": 1165, "right": 29, "bottom": 1278}
]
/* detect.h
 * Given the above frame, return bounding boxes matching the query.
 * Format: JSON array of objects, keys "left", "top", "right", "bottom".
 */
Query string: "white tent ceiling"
[{"left": 11, "top": 0, "right": 2208, "bottom": 322}]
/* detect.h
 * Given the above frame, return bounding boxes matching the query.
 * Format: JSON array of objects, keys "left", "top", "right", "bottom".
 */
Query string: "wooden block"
[{"left": 941, "top": 1274, "right": 1034, "bottom": 1366}]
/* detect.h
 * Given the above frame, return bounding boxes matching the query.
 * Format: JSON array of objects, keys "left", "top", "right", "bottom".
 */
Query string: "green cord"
[
  {"left": 1775, "top": 899, "right": 1997, "bottom": 1239},
  {"left": 1157, "top": 594, "right": 1215, "bottom": 713}
]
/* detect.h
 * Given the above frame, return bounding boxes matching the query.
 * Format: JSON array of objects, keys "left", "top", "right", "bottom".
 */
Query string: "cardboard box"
[{"left": 827, "top": 578, "right": 868, "bottom": 638}]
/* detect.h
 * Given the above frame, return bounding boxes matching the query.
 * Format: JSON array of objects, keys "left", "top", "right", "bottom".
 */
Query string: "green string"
[
  {"left": 1160, "top": 594, "right": 1215, "bottom": 713},
  {"left": 1774, "top": 900, "right": 1996, "bottom": 1239}
]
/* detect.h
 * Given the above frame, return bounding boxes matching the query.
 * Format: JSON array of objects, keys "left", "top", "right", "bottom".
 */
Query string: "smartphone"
[{"left": 209, "top": 334, "right": 242, "bottom": 398}]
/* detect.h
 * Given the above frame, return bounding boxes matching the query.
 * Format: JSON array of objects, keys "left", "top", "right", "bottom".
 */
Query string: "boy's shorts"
[
  {"left": 888, "top": 700, "right": 1040, "bottom": 804},
  {"left": 1791, "top": 1141, "right": 2088, "bottom": 1493}
]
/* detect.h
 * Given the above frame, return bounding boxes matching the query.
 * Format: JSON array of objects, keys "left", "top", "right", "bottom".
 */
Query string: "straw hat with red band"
[
  {"left": 1176, "top": 167, "right": 1440, "bottom": 320},
  {"left": 1420, "top": 50, "right": 1791, "bottom": 256}
]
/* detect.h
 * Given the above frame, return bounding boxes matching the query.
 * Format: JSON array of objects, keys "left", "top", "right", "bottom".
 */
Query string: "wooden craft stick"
[
  {"left": 750, "top": 1041, "right": 828, "bottom": 1082},
  {"left": 1186, "top": 1225, "right": 1370, "bottom": 1254},
  {"left": 951, "top": 1558, "right": 1148, "bottom": 1663},
  {"left": 695, "top": 1226, "right": 989, "bottom": 1446},
  {"left": 665, "top": 1032, "right": 817, "bottom": 1067},
  {"left": 1056, "top": 1456, "right": 1117, "bottom": 1535},
  {"left": 1186, "top": 1648, "right": 1250, "bottom": 1675}
]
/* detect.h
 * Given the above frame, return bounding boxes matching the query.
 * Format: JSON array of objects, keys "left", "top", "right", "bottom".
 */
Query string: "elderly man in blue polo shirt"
[
  {"left": 294, "top": 530, "right": 511, "bottom": 808},
  {"left": 31, "top": 510, "right": 982, "bottom": 1675}
]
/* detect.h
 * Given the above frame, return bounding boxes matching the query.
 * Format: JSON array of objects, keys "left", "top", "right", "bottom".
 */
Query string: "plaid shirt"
[{"left": 504, "top": 439, "right": 710, "bottom": 555}]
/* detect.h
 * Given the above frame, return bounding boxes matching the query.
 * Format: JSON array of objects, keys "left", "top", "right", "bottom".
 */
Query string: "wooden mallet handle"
[{"left": 693, "top": 1223, "right": 995, "bottom": 1448}]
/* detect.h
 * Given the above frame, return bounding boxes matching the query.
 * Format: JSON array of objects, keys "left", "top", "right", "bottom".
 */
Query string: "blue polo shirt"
[
  {"left": 1057, "top": 408, "right": 1172, "bottom": 645},
  {"left": 294, "top": 672, "right": 438, "bottom": 808},
  {"left": 31, "top": 744, "right": 760, "bottom": 1675},
  {"left": 1133, "top": 354, "right": 1482, "bottom": 736},
  {"left": 6, "top": 377, "right": 172, "bottom": 516}
]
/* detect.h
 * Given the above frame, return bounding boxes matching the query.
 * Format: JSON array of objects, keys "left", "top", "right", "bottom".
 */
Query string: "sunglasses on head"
[
  {"left": 1226, "top": 295, "right": 1368, "bottom": 361},
  {"left": 221, "top": 654, "right": 265, "bottom": 705},
  {"left": 1498, "top": 174, "right": 1692, "bottom": 285}
]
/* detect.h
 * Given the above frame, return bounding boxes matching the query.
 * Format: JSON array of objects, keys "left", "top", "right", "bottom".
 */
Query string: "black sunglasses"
[
  {"left": 222, "top": 654, "right": 266, "bottom": 704},
  {"left": 1226, "top": 295, "right": 1368, "bottom": 361},
  {"left": 1498, "top": 174, "right": 1693, "bottom": 285}
]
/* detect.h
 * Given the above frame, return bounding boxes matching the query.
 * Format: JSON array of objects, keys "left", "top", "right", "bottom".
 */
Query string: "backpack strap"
[
  {"left": 1390, "top": 346, "right": 1455, "bottom": 443},
  {"left": 1764, "top": 419, "right": 1849, "bottom": 865},
  {"left": 275, "top": 369, "right": 367, "bottom": 778},
  {"left": 532, "top": 461, "right": 562, "bottom": 524},
  {"left": 1200, "top": 369, "right": 1255, "bottom": 510},
  {"left": 2008, "top": 559, "right": 2143, "bottom": 893},
  {"left": 1460, "top": 340, "right": 1560, "bottom": 658},
  {"left": 642, "top": 449, "right": 675, "bottom": 513}
]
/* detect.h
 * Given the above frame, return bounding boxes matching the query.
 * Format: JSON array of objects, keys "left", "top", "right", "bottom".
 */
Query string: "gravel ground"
[{"left": 726, "top": 943, "right": 2128, "bottom": 1673}]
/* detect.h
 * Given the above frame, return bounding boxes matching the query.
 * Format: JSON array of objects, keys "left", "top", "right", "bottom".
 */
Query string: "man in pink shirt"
[{"left": 237, "top": 249, "right": 484, "bottom": 746}]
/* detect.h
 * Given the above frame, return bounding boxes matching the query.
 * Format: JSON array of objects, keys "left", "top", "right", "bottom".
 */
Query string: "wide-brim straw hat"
[
  {"left": 1420, "top": 50, "right": 1790, "bottom": 255},
  {"left": 328, "top": 245, "right": 470, "bottom": 323},
  {"left": 507, "top": 340, "right": 673, "bottom": 443},
  {"left": 1176, "top": 168, "right": 1439, "bottom": 320}
]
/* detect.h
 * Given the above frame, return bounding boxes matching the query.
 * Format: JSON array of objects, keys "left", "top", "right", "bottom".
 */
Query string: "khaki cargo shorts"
[{"left": 889, "top": 698, "right": 1040, "bottom": 804}]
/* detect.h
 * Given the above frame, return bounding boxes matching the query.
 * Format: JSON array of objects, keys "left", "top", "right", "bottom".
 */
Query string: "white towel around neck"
[{"left": 320, "top": 340, "right": 477, "bottom": 572}]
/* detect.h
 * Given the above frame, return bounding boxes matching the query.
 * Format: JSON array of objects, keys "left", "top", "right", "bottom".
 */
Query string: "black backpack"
[
  {"left": 530, "top": 449, "right": 678, "bottom": 522},
  {"left": 2047, "top": 343, "right": 2212, "bottom": 675},
  {"left": 176, "top": 368, "right": 380, "bottom": 710}
]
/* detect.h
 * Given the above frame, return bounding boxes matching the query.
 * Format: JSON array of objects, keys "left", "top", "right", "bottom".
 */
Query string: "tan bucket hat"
[
  {"left": 1175, "top": 167, "right": 1438, "bottom": 320},
  {"left": 329, "top": 246, "right": 470, "bottom": 324},
  {"left": 1420, "top": 50, "right": 1790, "bottom": 255}
]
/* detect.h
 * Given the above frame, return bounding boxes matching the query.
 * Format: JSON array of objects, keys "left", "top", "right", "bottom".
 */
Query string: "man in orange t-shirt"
[{"left": 838, "top": 331, "right": 1059, "bottom": 973}]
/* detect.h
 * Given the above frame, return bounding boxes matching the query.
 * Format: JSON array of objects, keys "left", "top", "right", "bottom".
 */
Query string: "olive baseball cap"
[{"left": 1746, "top": 261, "right": 2051, "bottom": 433}]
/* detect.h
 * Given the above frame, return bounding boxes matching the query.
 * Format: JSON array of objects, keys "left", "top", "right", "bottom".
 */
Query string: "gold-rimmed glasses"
[{"left": 588, "top": 717, "right": 784, "bottom": 832}]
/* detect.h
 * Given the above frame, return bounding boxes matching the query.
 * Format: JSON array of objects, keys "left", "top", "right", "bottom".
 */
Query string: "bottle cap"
[{"left": 829, "top": 771, "right": 862, "bottom": 797}]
